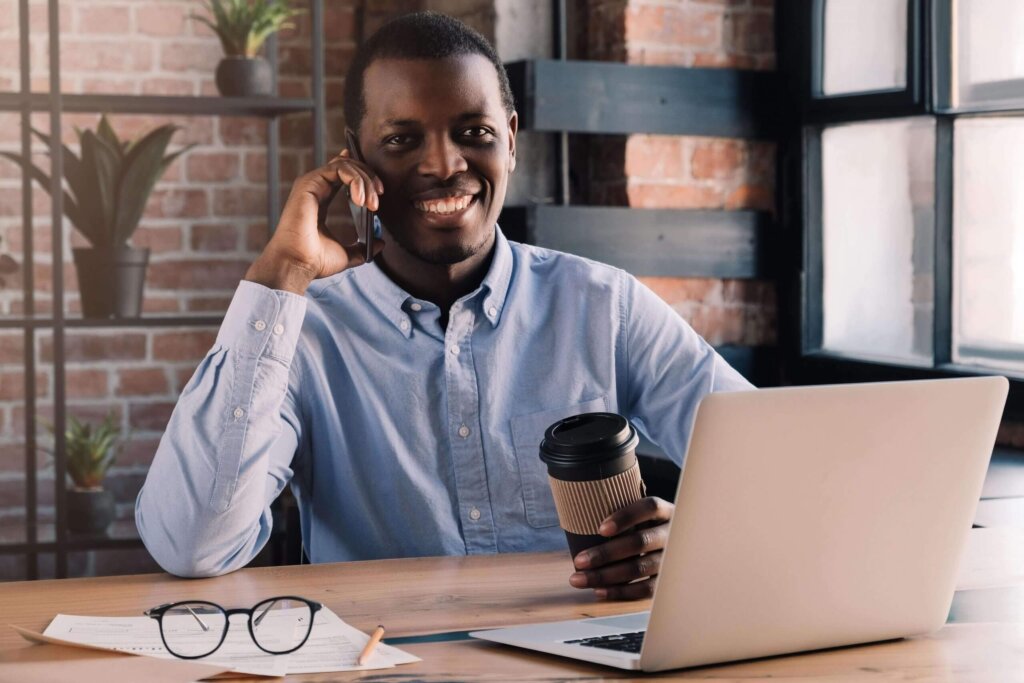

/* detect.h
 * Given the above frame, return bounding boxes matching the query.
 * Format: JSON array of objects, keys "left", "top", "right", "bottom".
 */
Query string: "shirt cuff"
[{"left": 216, "top": 280, "right": 308, "bottom": 360}]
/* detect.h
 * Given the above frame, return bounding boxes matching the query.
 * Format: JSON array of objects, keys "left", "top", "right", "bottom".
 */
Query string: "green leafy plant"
[
  {"left": 51, "top": 413, "right": 122, "bottom": 490},
  {"left": 0, "top": 115, "right": 193, "bottom": 249},
  {"left": 193, "top": 0, "right": 304, "bottom": 58}
]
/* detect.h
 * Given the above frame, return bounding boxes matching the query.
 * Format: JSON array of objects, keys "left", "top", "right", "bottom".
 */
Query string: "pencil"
[{"left": 357, "top": 624, "right": 385, "bottom": 665}]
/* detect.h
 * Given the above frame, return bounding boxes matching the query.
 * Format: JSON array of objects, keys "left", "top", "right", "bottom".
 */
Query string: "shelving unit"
[{"left": 0, "top": 0, "right": 326, "bottom": 579}]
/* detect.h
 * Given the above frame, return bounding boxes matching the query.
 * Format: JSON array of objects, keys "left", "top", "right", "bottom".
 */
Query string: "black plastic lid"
[{"left": 539, "top": 412, "right": 639, "bottom": 468}]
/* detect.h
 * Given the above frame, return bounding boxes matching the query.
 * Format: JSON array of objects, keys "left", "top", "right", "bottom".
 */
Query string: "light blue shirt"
[{"left": 136, "top": 227, "right": 752, "bottom": 577}]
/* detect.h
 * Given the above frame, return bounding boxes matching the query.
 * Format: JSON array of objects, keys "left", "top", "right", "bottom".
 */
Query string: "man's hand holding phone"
[{"left": 245, "top": 148, "right": 385, "bottom": 296}]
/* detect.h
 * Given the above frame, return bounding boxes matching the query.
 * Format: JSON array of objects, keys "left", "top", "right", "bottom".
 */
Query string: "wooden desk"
[{"left": 2, "top": 529, "right": 1024, "bottom": 681}]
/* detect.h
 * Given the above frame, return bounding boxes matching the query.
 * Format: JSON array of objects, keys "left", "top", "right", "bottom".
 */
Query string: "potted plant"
[
  {"left": 193, "top": 0, "right": 304, "bottom": 97},
  {"left": 53, "top": 413, "right": 123, "bottom": 536},
  {"left": 0, "top": 115, "right": 193, "bottom": 318}
]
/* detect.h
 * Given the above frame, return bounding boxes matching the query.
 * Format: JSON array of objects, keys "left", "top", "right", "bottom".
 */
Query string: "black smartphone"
[{"left": 345, "top": 130, "right": 376, "bottom": 264}]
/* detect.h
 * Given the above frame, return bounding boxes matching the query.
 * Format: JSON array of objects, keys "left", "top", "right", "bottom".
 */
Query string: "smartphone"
[{"left": 345, "top": 131, "right": 377, "bottom": 264}]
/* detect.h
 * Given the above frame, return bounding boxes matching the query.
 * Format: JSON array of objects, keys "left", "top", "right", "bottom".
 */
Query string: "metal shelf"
[
  {"left": 0, "top": 92, "right": 315, "bottom": 118},
  {"left": 1, "top": 315, "right": 225, "bottom": 330}
]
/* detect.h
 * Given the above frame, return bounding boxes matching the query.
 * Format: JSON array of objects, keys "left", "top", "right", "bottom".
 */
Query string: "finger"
[
  {"left": 573, "top": 523, "right": 669, "bottom": 570},
  {"left": 598, "top": 497, "right": 673, "bottom": 537},
  {"left": 570, "top": 550, "right": 663, "bottom": 588},
  {"left": 595, "top": 577, "right": 657, "bottom": 602},
  {"left": 338, "top": 164, "right": 379, "bottom": 211}
]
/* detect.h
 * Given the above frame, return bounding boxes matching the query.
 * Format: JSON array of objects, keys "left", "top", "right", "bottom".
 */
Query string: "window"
[{"left": 784, "top": 0, "right": 1024, "bottom": 415}]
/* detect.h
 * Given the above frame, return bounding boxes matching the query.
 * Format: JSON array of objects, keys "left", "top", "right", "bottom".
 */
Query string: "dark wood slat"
[
  {"left": 506, "top": 59, "right": 779, "bottom": 138},
  {"left": 500, "top": 205, "right": 773, "bottom": 278},
  {"left": 0, "top": 92, "right": 315, "bottom": 117}
]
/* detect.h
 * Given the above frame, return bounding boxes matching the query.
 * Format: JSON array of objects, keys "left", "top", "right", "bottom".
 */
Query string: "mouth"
[{"left": 412, "top": 193, "right": 477, "bottom": 218}]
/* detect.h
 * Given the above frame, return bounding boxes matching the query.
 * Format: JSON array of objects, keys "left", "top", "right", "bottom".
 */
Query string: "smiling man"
[{"left": 136, "top": 12, "right": 751, "bottom": 600}]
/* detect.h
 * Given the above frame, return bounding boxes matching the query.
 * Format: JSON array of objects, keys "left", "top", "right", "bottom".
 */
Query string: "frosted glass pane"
[
  {"left": 822, "top": 0, "right": 907, "bottom": 95},
  {"left": 953, "top": 118, "right": 1024, "bottom": 371},
  {"left": 821, "top": 118, "right": 934, "bottom": 361},
  {"left": 955, "top": 0, "right": 1024, "bottom": 107}
]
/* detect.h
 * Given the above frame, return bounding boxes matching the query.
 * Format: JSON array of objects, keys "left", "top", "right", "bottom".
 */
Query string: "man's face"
[{"left": 356, "top": 54, "right": 517, "bottom": 266}]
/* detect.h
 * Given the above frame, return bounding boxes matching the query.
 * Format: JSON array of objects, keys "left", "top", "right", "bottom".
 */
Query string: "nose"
[{"left": 417, "top": 133, "right": 468, "bottom": 180}]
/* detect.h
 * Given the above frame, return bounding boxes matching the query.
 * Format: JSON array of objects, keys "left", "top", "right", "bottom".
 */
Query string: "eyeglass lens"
[
  {"left": 249, "top": 598, "right": 315, "bottom": 654},
  {"left": 159, "top": 602, "right": 227, "bottom": 658}
]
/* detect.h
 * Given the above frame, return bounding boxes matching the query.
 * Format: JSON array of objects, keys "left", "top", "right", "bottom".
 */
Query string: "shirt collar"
[{"left": 357, "top": 225, "right": 514, "bottom": 336}]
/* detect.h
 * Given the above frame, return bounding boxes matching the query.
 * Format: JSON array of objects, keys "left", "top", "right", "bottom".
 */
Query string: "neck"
[{"left": 376, "top": 229, "right": 497, "bottom": 317}]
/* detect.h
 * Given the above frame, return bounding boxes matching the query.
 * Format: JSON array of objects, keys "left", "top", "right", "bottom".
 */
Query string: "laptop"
[{"left": 470, "top": 377, "right": 1009, "bottom": 671}]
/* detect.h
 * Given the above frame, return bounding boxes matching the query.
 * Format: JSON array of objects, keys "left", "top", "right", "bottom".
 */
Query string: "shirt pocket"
[{"left": 510, "top": 396, "right": 608, "bottom": 529}]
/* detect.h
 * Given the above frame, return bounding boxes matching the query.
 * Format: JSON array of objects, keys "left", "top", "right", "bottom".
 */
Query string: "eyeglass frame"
[{"left": 144, "top": 595, "right": 323, "bottom": 659}]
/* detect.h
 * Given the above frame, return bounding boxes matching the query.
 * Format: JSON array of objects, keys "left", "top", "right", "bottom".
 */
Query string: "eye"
[
  {"left": 384, "top": 134, "right": 416, "bottom": 146},
  {"left": 462, "top": 126, "right": 494, "bottom": 139}
]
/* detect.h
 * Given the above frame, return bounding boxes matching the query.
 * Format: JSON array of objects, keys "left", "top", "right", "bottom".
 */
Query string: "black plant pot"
[
  {"left": 72, "top": 246, "right": 150, "bottom": 319},
  {"left": 67, "top": 488, "right": 115, "bottom": 536},
  {"left": 215, "top": 56, "right": 273, "bottom": 97}
]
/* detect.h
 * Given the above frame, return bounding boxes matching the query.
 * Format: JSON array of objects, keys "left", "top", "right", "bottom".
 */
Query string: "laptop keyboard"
[{"left": 564, "top": 630, "right": 645, "bottom": 653}]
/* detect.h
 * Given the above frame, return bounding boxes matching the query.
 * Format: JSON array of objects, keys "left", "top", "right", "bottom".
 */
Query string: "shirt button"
[
  {"left": 254, "top": 320, "right": 267, "bottom": 331},
  {"left": 458, "top": 425, "right": 470, "bottom": 438},
  {"left": 233, "top": 407, "right": 244, "bottom": 419},
  {"left": 399, "top": 319, "right": 410, "bottom": 332},
  {"left": 488, "top": 306, "right": 498, "bottom": 317},
  {"left": 449, "top": 344, "right": 460, "bottom": 356},
  {"left": 410, "top": 303, "right": 422, "bottom": 312},
  {"left": 469, "top": 507, "right": 481, "bottom": 521},
  {"left": 272, "top": 323, "right": 284, "bottom": 335}
]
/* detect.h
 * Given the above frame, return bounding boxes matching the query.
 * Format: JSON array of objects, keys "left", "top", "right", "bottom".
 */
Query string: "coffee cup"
[{"left": 539, "top": 412, "right": 645, "bottom": 558}]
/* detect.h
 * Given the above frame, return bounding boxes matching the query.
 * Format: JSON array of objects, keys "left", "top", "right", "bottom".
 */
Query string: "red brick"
[
  {"left": 129, "top": 401, "right": 177, "bottom": 432},
  {"left": 324, "top": 4, "right": 357, "bottom": 42},
  {"left": 626, "top": 5, "right": 720, "bottom": 50},
  {"left": 726, "top": 10, "right": 775, "bottom": 56},
  {"left": 39, "top": 334, "right": 146, "bottom": 363},
  {"left": 159, "top": 41, "right": 223, "bottom": 73},
  {"left": 60, "top": 40, "right": 153, "bottom": 73},
  {"left": 187, "top": 151, "right": 241, "bottom": 183},
  {"left": 624, "top": 136, "right": 685, "bottom": 180},
  {"left": 212, "top": 187, "right": 266, "bottom": 217},
  {"left": 66, "top": 369, "right": 109, "bottom": 399},
  {"left": 76, "top": 5, "right": 131, "bottom": 34},
  {"left": 693, "top": 51, "right": 758, "bottom": 69},
  {"left": 219, "top": 118, "right": 267, "bottom": 145},
  {"left": 78, "top": 77, "right": 137, "bottom": 94},
  {"left": 0, "top": 370, "right": 47, "bottom": 400},
  {"left": 146, "top": 188, "right": 209, "bottom": 219},
  {"left": 191, "top": 223, "right": 240, "bottom": 252},
  {"left": 116, "top": 368, "right": 169, "bottom": 397},
  {"left": 627, "top": 182, "right": 722, "bottom": 209},
  {"left": 141, "top": 296, "right": 182, "bottom": 314},
  {"left": 119, "top": 436, "right": 163, "bottom": 467},
  {"left": 691, "top": 140, "right": 744, "bottom": 180},
  {"left": 152, "top": 330, "right": 217, "bottom": 362},
  {"left": 132, "top": 226, "right": 183, "bottom": 254},
  {"left": 724, "top": 184, "right": 774, "bottom": 211},
  {"left": 147, "top": 258, "right": 248, "bottom": 290},
  {"left": 247, "top": 222, "right": 269, "bottom": 251},
  {"left": 0, "top": 333, "right": 23, "bottom": 365},
  {"left": 135, "top": 4, "right": 188, "bottom": 37},
  {"left": 186, "top": 296, "right": 233, "bottom": 312},
  {"left": 141, "top": 78, "right": 196, "bottom": 96},
  {"left": 638, "top": 277, "right": 717, "bottom": 306}
]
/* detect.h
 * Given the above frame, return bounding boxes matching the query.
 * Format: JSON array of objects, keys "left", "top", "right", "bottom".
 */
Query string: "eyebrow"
[{"left": 381, "top": 112, "right": 493, "bottom": 128}]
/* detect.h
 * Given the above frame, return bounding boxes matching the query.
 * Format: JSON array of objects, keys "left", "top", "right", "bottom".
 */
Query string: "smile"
[{"left": 413, "top": 194, "right": 475, "bottom": 215}]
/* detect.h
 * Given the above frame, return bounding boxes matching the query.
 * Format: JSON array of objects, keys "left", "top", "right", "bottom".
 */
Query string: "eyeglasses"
[{"left": 144, "top": 596, "right": 322, "bottom": 659}]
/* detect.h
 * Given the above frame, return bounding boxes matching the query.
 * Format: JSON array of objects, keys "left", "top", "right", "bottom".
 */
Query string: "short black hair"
[{"left": 342, "top": 11, "right": 515, "bottom": 134}]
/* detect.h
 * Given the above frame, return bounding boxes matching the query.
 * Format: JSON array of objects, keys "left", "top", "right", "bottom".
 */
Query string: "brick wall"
[
  {"left": 572, "top": 0, "right": 776, "bottom": 347},
  {"left": 0, "top": 0, "right": 777, "bottom": 580}
]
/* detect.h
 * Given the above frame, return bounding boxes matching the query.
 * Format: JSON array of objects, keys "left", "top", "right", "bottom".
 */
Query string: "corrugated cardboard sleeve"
[{"left": 547, "top": 465, "right": 645, "bottom": 535}]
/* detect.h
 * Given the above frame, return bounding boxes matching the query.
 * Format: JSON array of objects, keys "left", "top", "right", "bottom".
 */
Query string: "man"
[{"left": 136, "top": 12, "right": 751, "bottom": 601}]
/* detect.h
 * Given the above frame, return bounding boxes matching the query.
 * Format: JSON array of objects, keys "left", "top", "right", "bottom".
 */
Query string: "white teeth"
[{"left": 414, "top": 195, "right": 473, "bottom": 215}]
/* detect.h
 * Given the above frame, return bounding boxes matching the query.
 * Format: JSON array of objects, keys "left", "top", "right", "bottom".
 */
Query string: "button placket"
[{"left": 443, "top": 310, "right": 495, "bottom": 553}]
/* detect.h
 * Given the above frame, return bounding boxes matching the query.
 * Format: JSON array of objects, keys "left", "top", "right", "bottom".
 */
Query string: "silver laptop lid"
[{"left": 642, "top": 377, "right": 1008, "bottom": 671}]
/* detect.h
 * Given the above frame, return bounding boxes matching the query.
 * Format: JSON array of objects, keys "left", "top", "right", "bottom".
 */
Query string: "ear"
[{"left": 507, "top": 110, "right": 518, "bottom": 173}]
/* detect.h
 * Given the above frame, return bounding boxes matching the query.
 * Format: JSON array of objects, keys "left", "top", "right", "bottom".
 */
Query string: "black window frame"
[{"left": 778, "top": 0, "right": 1024, "bottom": 420}]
